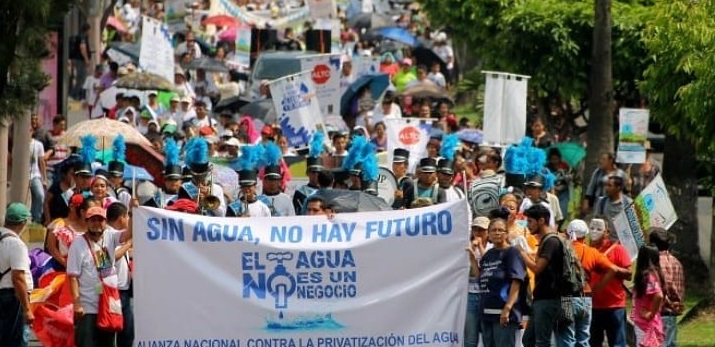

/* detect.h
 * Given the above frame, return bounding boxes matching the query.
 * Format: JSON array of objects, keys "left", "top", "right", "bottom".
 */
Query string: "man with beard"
[
  {"left": 227, "top": 169, "right": 271, "bottom": 217},
  {"left": 67, "top": 206, "right": 133, "bottom": 347},
  {"left": 391, "top": 148, "right": 415, "bottom": 209},
  {"left": 258, "top": 165, "right": 295, "bottom": 216}
]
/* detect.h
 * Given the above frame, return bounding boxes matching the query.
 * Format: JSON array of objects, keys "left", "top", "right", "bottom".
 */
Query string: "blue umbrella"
[
  {"left": 456, "top": 128, "right": 484, "bottom": 144},
  {"left": 340, "top": 73, "right": 390, "bottom": 117},
  {"left": 98, "top": 164, "right": 154, "bottom": 181},
  {"left": 370, "top": 27, "right": 421, "bottom": 47}
]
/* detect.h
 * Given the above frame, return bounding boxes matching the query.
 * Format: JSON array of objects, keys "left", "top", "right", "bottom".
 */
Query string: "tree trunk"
[
  {"left": 663, "top": 136, "right": 711, "bottom": 293},
  {"left": 583, "top": 0, "right": 614, "bottom": 206},
  {"left": 9, "top": 110, "right": 32, "bottom": 205},
  {"left": 0, "top": 118, "right": 10, "bottom": 225}
]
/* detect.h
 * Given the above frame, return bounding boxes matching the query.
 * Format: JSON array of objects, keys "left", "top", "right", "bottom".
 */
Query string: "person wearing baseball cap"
[
  {"left": 0, "top": 202, "right": 34, "bottom": 343},
  {"left": 415, "top": 158, "right": 446, "bottom": 205},
  {"left": 67, "top": 204, "right": 132, "bottom": 346},
  {"left": 392, "top": 148, "right": 414, "bottom": 209}
]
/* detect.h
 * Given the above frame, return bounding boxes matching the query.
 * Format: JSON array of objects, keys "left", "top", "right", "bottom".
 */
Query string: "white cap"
[
  {"left": 567, "top": 219, "right": 589, "bottom": 240},
  {"left": 221, "top": 129, "right": 234, "bottom": 138},
  {"left": 225, "top": 138, "right": 241, "bottom": 147}
]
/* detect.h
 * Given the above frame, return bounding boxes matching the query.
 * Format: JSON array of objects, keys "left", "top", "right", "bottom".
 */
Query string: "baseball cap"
[
  {"left": 85, "top": 206, "right": 107, "bottom": 220},
  {"left": 170, "top": 95, "right": 181, "bottom": 103},
  {"left": 5, "top": 202, "right": 31, "bottom": 224},
  {"left": 471, "top": 217, "right": 490, "bottom": 230},
  {"left": 221, "top": 129, "right": 234, "bottom": 138},
  {"left": 567, "top": 219, "right": 589, "bottom": 240}
]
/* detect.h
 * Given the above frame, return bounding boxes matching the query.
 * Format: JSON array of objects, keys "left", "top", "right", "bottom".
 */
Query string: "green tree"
[
  {"left": 0, "top": 0, "right": 75, "bottom": 223},
  {"left": 640, "top": 0, "right": 715, "bottom": 291}
]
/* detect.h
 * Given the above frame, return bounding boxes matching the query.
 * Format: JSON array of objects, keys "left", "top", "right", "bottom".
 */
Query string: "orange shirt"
[
  {"left": 573, "top": 240, "right": 614, "bottom": 294},
  {"left": 590, "top": 239, "right": 632, "bottom": 309}
]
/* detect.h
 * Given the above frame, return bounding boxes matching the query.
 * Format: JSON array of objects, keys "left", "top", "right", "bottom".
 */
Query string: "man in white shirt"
[
  {"left": 371, "top": 94, "right": 402, "bottom": 123},
  {"left": 188, "top": 100, "right": 218, "bottom": 129},
  {"left": 68, "top": 206, "right": 133, "bottom": 347},
  {"left": 228, "top": 169, "right": 272, "bottom": 217},
  {"left": 427, "top": 62, "right": 447, "bottom": 90},
  {"left": 175, "top": 31, "right": 203, "bottom": 59},
  {"left": 83, "top": 65, "right": 104, "bottom": 118},
  {"left": 259, "top": 165, "right": 296, "bottom": 216},
  {"left": 432, "top": 32, "right": 455, "bottom": 84},
  {"left": 107, "top": 202, "right": 134, "bottom": 347},
  {"left": 0, "top": 203, "right": 33, "bottom": 347},
  {"left": 30, "top": 137, "right": 47, "bottom": 223},
  {"left": 161, "top": 95, "right": 184, "bottom": 125}
]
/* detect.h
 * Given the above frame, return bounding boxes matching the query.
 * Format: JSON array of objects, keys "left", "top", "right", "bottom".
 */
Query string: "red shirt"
[{"left": 591, "top": 239, "right": 632, "bottom": 309}]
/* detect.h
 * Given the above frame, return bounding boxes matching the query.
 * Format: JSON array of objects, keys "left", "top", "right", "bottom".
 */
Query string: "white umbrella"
[{"left": 59, "top": 118, "right": 153, "bottom": 148}]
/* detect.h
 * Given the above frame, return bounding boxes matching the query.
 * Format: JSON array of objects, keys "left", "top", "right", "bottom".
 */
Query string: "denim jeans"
[
  {"left": 117, "top": 290, "right": 135, "bottom": 347},
  {"left": 465, "top": 293, "right": 481, "bottom": 347},
  {"left": 74, "top": 313, "right": 116, "bottom": 347},
  {"left": 527, "top": 298, "right": 587, "bottom": 347},
  {"left": 572, "top": 297, "right": 591, "bottom": 347},
  {"left": 0, "top": 288, "right": 24, "bottom": 347},
  {"left": 482, "top": 320, "right": 518, "bottom": 347},
  {"left": 661, "top": 315, "right": 677, "bottom": 347},
  {"left": 29, "top": 177, "right": 45, "bottom": 223},
  {"left": 590, "top": 308, "right": 627, "bottom": 347}
]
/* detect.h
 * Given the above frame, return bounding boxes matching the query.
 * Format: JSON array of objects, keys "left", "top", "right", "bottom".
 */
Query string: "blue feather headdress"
[
  {"left": 164, "top": 138, "right": 180, "bottom": 167},
  {"left": 239, "top": 144, "right": 266, "bottom": 171},
  {"left": 309, "top": 131, "right": 325, "bottom": 158},
  {"left": 360, "top": 141, "right": 378, "bottom": 182},
  {"left": 79, "top": 135, "right": 97, "bottom": 165},
  {"left": 259, "top": 141, "right": 282, "bottom": 168},
  {"left": 504, "top": 137, "right": 545, "bottom": 176},
  {"left": 184, "top": 137, "right": 208, "bottom": 168},
  {"left": 342, "top": 135, "right": 368, "bottom": 171},
  {"left": 539, "top": 167, "right": 557, "bottom": 191},
  {"left": 112, "top": 135, "right": 126, "bottom": 163},
  {"left": 439, "top": 134, "right": 460, "bottom": 162}
]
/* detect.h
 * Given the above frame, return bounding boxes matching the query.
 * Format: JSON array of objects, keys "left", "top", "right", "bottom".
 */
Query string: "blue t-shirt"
[{"left": 478, "top": 246, "right": 527, "bottom": 323}]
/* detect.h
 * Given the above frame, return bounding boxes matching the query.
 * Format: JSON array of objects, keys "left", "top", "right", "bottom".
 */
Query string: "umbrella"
[
  {"left": 239, "top": 98, "right": 278, "bottom": 124},
  {"left": 348, "top": 13, "right": 393, "bottom": 31},
  {"left": 547, "top": 142, "right": 586, "bottom": 168},
  {"left": 106, "top": 16, "right": 128, "bottom": 33},
  {"left": 218, "top": 29, "right": 237, "bottom": 42},
  {"left": 400, "top": 84, "right": 450, "bottom": 100},
  {"left": 213, "top": 95, "right": 251, "bottom": 114},
  {"left": 114, "top": 72, "right": 174, "bottom": 91},
  {"left": 202, "top": 15, "right": 240, "bottom": 28},
  {"left": 105, "top": 41, "right": 140, "bottom": 63},
  {"left": 368, "top": 27, "right": 421, "bottom": 47},
  {"left": 340, "top": 73, "right": 390, "bottom": 116},
  {"left": 59, "top": 118, "right": 153, "bottom": 148},
  {"left": 455, "top": 128, "right": 484, "bottom": 144},
  {"left": 97, "top": 164, "right": 154, "bottom": 181},
  {"left": 187, "top": 57, "right": 230, "bottom": 73},
  {"left": 315, "top": 189, "right": 393, "bottom": 213},
  {"left": 412, "top": 47, "right": 447, "bottom": 77},
  {"left": 211, "top": 164, "right": 239, "bottom": 200}
]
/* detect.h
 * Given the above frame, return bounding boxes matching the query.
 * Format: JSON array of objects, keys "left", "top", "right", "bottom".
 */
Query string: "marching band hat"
[
  {"left": 437, "top": 158, "right": 454, "bottom": 175},
  {"left": 306, "top": 156, "right": 324, "bottom": 173},
  {"left": 264, "top": 165, "right": 282, "bottom": 180},
  {"left": 238, "top": 169, "right": 258, "bottom": 187},
  {"left": 107, "top": 161, "right": 125, "bottom": 178},
  {"left": 393, "top": 148, "right": 410, "bottom": 163},
  {"left": 349, "top": 162, "right": 363, "bottom": 176},
  {"left": 163, "top": 164, "right": 183, "bottom": 180},
  {"left": 74, "top": 162, "right": 94, "bottom": 177},
  {"left": 418, "top": 158, "right": 437, "bottom": 173}
]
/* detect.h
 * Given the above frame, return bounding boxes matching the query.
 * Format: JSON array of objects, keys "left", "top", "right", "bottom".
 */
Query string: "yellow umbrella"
[{"left": 59, "top": 118, "right": 153, "bottom": 149}]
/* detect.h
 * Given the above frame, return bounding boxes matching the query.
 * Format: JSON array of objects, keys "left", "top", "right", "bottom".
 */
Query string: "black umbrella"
[
  {"left": 106, "top": 41, "right": 141, "bottom": 63},
  {"left": 239, "top": 98, "right": 278, "bottom": 124},
  {"left": 412, "top": 46, "right": 447, "bottom": 76},
  {"left": 187, "top": 57, "right": 230, "bottom": 73},
  {"left": 213, "top": 96, "right": 251, "bottom": 114},
  {"left": 316, "top": 189, "right": 393, "bottom": 213},
  {"left": 348, "top": 13, "right": 393, "bottom": 31}
]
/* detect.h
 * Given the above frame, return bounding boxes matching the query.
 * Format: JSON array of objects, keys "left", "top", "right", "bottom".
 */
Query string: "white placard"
[
  {"left": 300, "top": 54, "right": 342, "bottom": 117},
  {"left": 139, "top": 16, "right": 175, "bottom": 83},
  {"left": 308, "top": 0, "right": 337, "bottom": 19},
  {"left": 385, "top": 118, "right": 432, "bottom": 174},
  {"left": 617, "top": 108, "right": 650, "bottom": 164},
  {"left": 269, "top": 72, "right": 325, "bottom": 148},
  {"left": 482, "top": 71, "right": 529, "bottom": 146},
  {"left": 133, "top": 200, "right": 470, "bottom": 346}
]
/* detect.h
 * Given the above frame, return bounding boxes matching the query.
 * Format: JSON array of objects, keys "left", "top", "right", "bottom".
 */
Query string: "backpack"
[
  {"left": 543, "top": 233, "right": 585, "bottom": 296},
  {"left": 468, "top": 175, "right": 503, "bottom": 217}
]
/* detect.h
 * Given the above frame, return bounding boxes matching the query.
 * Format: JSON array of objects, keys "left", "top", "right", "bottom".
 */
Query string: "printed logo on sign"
[
  {"left": 399, "top": 126, "right": 421, "bottom": 145},
  {"left": 312, "top": 64, "right": 331, "bottom": 85}
]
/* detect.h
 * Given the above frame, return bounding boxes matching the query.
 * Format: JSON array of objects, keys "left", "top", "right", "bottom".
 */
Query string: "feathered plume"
[
  {"left": 540, "top": 167, "right": 557, "bottom": 191},
  {"left": 360, "top": 142, "right": 378, "bottom": 182},
  {"left": 184, "top": 137, "right": 208, "bottom": 168},
  {"left": 342, "top": 135, "right": 368, "bottom": 171},
  {"left": 165, "top": 138, "right": 180, "bottom": 167},
  {"left": 239, "top": 144, "right": 266, "bottom": 171},
  {"left": 260, "top": 141, "right": 282, "bottom": 168},
  {"left": 79, "top": 135, "right": 97, "bottom": 165},
  {"left": 112, "top": 135, "right": 126, "bottom": 163},
  {"left": 504, "top": 137, "right": 545, "bottom": 176},
  {"left": 439, "top": 134, "right": 460, "bottom": 162},
  {"left": 308, "top": 131, "right": 325, "bottom": 158}
]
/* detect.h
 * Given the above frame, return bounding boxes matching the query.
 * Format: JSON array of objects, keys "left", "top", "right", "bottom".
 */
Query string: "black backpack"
[{"left": 543, "top": 233, "right": 585, "bottom": 296}]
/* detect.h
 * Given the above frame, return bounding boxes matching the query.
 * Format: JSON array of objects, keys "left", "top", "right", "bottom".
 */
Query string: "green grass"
[
  {"left": 452, "top": 103, "right": 481, "bottom": 127},
  {"left": 678, "top": 295, "right": 715, "bottom": 347}
]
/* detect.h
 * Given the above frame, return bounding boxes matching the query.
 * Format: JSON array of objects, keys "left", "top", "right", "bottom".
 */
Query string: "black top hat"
[
  {"left": 437, "top": 158, "right": 454, "bottom": 175},
  {"left": 95, "top": 169, "right": 110, "bottom": 179},
  {"left": 190, "top": 162, "right": 211, "bottom": 176},
  {"left": 163, "top": 164, "right": 183, "bottom": 180},
  {"left": 349, "top": 162, "right": 362, "bottom": 176},
  {"left": 306, "top": 157, "right": 324, "bottom": 172},
  {"left": 107, "top": 161, "right": 125, "bottom": 177},
  {"left": 331, "top": 167, "right": 350, "bottom": 184},
  {"left": 362, "top": 180, "right": 378, "bottom": 196},
  {"left": 523, "top": 174, "right": 544, "bottom": 188},
  {"left": 418, "top": 158, "right": 437, "bottom": 173},
  {"left": 393, "top": 148, "right": 410, "bottom": 163},
  {"left": 182, "top": 166, "right": 193, "bottom": 182},
  {"left": 238, "top": 169, "right": 258, "bottom": 187},
  {"left": 74, "top": 162, "right": 93, "bottom": 177},
  {"left": 264, "top": 165, "right": 282, "bottom": 180}
]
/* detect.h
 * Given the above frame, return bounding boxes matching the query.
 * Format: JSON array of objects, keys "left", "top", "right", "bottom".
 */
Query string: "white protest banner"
[
  {"left": 133, "top": 200, "right": 470, "bottom": 347},
  {"left": 612, "top": 207, "right": 645, "bottom": 261},
  {"left": 353, "top": 56, "right": 380, "bottom": 79},
  {"left": 362, "top": 0, "right": 373, "bottom": 13},
  {"left": 308, "top": 0, "right": 337, "bottom": 19},
  {"left": 633, "top": 174, "right": 678, "bottom": 230},
  {"left": 617, "top": 108, "right": 649, "bottom": 164},
  {"left": 385, "top": 118, "right": 432, "bottom": 174},
  {"left": 301, "top": 54, "right": 342, "bottom": 117},
  {"left": 269, "top": 72, "right": 325, "bottom": 148},
  {"left": 139, "top": 16, "right": 175, "bottom": 83},
  {"left": 482, "top": 71, "right": 529, "bottom": 146},
  {"left": 163, "top": 0, "right": 187, "bottom": 32}
]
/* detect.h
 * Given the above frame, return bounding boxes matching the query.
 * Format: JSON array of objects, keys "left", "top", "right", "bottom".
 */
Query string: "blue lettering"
[
  {"left": 271, "top": 226, "right": 302, "bottom": 243},
  {"left": 146, "top": 218, "right": 184, "bottom": 241},
  {"left": 208, "top": 223, "right": 221, "bottom": 242},
  {"left": 241, "top": 252, "right": 265, "bottom": 270},
  {"left": 147, "top": 218, "right": 160, "bottom": 240},
  {"left": 437, "top": 211, "right": 452, "bottom": 235},
  {"left": 295, "top": 251, "right": 355, "bottom": 269},
  {"left": 242, "top": 273, "right": 266, "bottom": 299}
]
